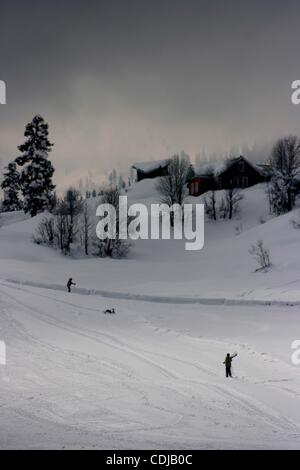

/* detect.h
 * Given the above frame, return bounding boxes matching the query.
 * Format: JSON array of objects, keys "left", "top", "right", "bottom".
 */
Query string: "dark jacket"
[{"left": 224, "top": 355, "right": 233, "bottom": 367}]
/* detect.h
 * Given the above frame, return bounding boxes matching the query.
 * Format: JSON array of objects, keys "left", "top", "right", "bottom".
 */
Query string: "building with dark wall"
[
  {"left": 188, "top": 156, "right": 269, "bottom": 197},
  {"left": 132, "top": 159, "right": 170, "bottom": 182}
]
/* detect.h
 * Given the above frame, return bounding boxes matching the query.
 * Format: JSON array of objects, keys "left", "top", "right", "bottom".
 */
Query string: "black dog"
[{"left": 104, "top": 308, "right": 116, "bottom": 314}]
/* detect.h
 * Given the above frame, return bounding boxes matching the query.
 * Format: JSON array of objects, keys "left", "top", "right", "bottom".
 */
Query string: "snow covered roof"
[
  {"left": 255, "top": 163, "right": 272, "bottom": 176},
  {"left": 193, "top": 162, "right": 216, "bottom": 176},
  {"left": 223, "top": 156, "right": 268, "bottom": 176},
  {"left": 194, "top": 156, "right": 266, "bottom": 178},
  {"left": 132, "top": 159, "right": 169, "bottom": 173}
]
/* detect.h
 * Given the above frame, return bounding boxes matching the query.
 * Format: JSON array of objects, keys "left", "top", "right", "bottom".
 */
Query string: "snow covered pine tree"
[
  {"left": 1, "top": 162, "right": 21, "bottom": 211},
  {"left": 15, "top": 115, "right": 55, "bottom": 217},
  {"left": 269, "top": 135, "right": 300, "bottom": 215}
]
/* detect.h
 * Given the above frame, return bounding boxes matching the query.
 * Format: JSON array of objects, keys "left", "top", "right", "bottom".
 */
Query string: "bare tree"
[
  {"left": 225, "top": 187, "right": 243, "bottom": 220},
  {"left": 34, "top": 216, "right": 55, "bottom": 245},
  {"left": 52, "top": 199, "right": 68, "bottom": 252},
  {"left": 218, "top": 197, "right": 228, "bottom": 219},
  {"left": 204, "top": 190, "right": 217, "bottom": 220},
  {"left": 63, "top": 188, "right": 83, "bottom": 252},
  {"left": 48, "top": 189, "right": 83, "bottom": 254},
  {"left": 34, "top": 194, "right": 91, "bottom": 256},
  {"left": 93, "top": 187, "right": 130, "bottom": 258},
  {"left": 249, "top": 240, "right": 271, "bottom": 271},
  {"left": 108, "top": 168, "right": 117, "bottom": 188},
  {"left": 265, "top": 181, "right": 273, "bottom": 214},
  {"left": 155, "top": 154, "right": 190, "bottom": 225},
  {"left": 269, "top": 135, "right": 300, "bottom": 214},
  {"left": 80, "top": 200, "right": 93, "bottom": 255}
]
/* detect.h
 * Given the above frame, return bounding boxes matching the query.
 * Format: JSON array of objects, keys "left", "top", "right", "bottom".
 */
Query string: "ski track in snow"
[
  {"left": 2, "top": 184, "right": 300, "bottom": 449},
  {"left": 0, "top": 281, "right": 300, "bottom": 449},
  {"left": 1, "top": 277, "right": 300, "bottom": 308}
]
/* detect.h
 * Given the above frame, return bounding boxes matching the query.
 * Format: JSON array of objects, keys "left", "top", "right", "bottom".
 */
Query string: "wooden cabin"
[
  {"left": 188, "top": 156, "right": 269, "bottom": 197},
  {"left": 132, "top": 159, "right": 170, "bottom": 182}
]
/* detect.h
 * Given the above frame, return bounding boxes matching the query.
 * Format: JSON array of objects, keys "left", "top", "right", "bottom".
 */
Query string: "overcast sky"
[{"left": 1, "top": 0, "right": 300, "bottom": 190}]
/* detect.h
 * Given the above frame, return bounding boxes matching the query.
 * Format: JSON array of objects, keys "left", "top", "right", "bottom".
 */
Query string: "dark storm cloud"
[{"left": 0, "top": 0, "right": 300, "bottom": 189}]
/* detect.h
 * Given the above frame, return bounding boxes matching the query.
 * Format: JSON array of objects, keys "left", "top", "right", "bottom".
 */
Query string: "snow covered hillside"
[
  {"left": 0, "top": 180, "right": 300, "bottom": 304},
  {"left": 0, "top": 282, "right": 300, "bottom": 449},
  {"left": 1, "top": 180, "right": 300, "bottom": 449}
]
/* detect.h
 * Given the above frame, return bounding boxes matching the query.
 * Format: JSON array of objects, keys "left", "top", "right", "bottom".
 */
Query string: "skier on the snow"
[
  {"left": 223, "top": 352, "right": 237, "bottom": 378},
  {"left": 67, "top": 278, "right": 76, "bottom": 293}
]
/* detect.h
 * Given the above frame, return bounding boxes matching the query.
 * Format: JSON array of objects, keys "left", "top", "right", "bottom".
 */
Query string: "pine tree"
[
  {"left": 1, "top": 162, "right": 21, "bottom": 212},
  {"left": 16, "top": 115, "right": 55, "bottom": 217}
]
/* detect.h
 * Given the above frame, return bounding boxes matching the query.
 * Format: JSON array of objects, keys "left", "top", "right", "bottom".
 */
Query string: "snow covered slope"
[
  {"left": 0, "top": 210, "right": 29, "bottom": 227},
  {"left": 0, "top": 181, "right": 300, "bottom": 449},
  {"left": 0, "top": 181, "right": 299, "bottom": 304},
  {"left": 0, "top": 281, "right": 300, "bottom": 449}
]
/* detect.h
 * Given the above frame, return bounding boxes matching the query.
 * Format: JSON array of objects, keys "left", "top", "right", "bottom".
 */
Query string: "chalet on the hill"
[
  {"left": 132, "top": 159, "right": 170, "bottom": 182},
  {"left": 187, "top": 156, "right": 270, "bottom": 197}
]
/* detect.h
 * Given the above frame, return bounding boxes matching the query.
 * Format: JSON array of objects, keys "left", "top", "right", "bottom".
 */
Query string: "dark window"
[
  {"left": 242, "top": 176, "right": 248, "bottom": 188},
  {"left": 235, "top": 176, "right": 248, "bottom": 188},
  {"left": 238, "top": 161, "right": 245, "bottom": 172}
]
